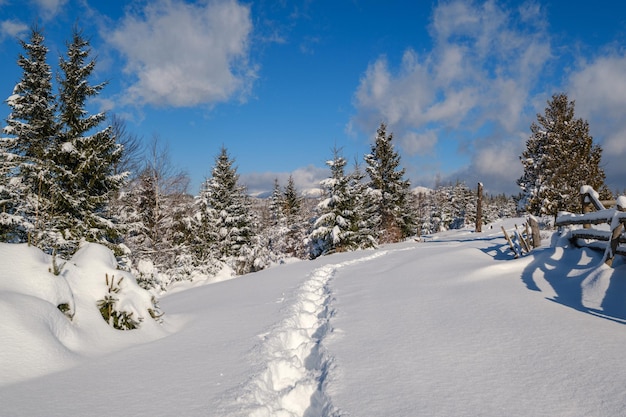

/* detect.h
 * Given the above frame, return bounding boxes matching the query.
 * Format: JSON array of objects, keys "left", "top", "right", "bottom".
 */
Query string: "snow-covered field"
[{"left": 2, "top": 218, "right": 626, "bottom": 417}]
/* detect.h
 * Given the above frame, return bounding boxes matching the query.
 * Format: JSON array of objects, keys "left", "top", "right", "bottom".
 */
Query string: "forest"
[{"left": 3, "top": 27, "right": 608, "bottom": 294}]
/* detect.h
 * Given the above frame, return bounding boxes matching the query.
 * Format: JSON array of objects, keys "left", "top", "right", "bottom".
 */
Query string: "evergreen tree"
[
  {"left": 192, "top": 147, "right": 262, "bottom": 274},
  {"left": 268, "top": 178, "right": 285, "bottom": 227},
  {"left": 449, "top": 181, "right": 475, "bottom": 229},
  {"left": 121, "top": 164, "right": 192, "bottom": 289},
  {"left": 365, "top": 123, "right": 414, "bottom": 242},
  {"left": 282, "top": 175, "right": 307, "bottom": 258},
  {"left": 414, "top": 189, "right": 431, "bottom": 237},
  {"left": 430, "top": 183, "right": 451, "bottom": 232},
  {"left": 261, "top": 175, "right": 307, "bottom": 260},
  {"left": 348, "top": 159, "right": 379, "bottom": 249},
  {"left": 0, "top": 27, "right": 57, "bottom": 243},
  {"left": 518, "top": 93, "right": 608, "bottom": 217},
  {"left": 263, "top": 177, "right": 289, "bottom": 258},
  {"left": 283, "top": 175, "right": 302, "bottom": 219},
  {"left": 308, "top": 148, "right": 356, "bottom": 257},
  {"left": 51, "top": 28, "right": 125, "bottom": 255}
]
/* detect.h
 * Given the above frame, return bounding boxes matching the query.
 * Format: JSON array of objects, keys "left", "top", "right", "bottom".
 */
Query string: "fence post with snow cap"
[
  {"left": 528, "top": 216, "right": 541, "bottom": 249},
  {"left": 604, "top": 196, "right": 626, "bottom": 267}
]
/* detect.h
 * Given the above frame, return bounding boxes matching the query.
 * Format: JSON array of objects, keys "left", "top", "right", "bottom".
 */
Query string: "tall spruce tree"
[
  {"left": 449, "top": 181, "right": 475, "bottom": 229},
  {"left": 268, "top": 178, "right": 285, "bottom": 227},
  {"left": 192, "top": 147, "right": 261, "bottom": 274},
  {"left": 348, "top": 159, "right": 379, "bottom": 249},
  {"left": 518, "top": 93, "right": 608, "bottom": 217},
  {"left": 282, "top": 174, "right": 307, "bottom": 258},
  {"left": 283, "top": 175, "right": 302, "bottom": 220},
  {"left": 365, "top": 123, "right": 414, "bottom": 242},
  {"left": 263, "top": 178, "right": 289, "bottom": 259},
  {"left": 0, "top": 27, "right": 57, "bottom": 243},
  {"left": 51, "top": 28, "right": 125, "bottom": 255},
  {"left": 263, "top": 175, "right": 307, "bottom": 260},
  {"left": 309, "top": 148, "right": 357, "bottom": 257}
]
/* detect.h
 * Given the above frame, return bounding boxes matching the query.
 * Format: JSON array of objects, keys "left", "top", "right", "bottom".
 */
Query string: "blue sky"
[{"left": 1, "top": 0, "right": 626, "bottom": 196}]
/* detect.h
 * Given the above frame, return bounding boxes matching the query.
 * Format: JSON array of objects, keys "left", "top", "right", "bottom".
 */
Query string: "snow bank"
[
  {"left": 67, "top": 243, "right": 160, "bottom": 329},
  {"left": 0, "top": 243, "right": 167, "bottom": 386}
]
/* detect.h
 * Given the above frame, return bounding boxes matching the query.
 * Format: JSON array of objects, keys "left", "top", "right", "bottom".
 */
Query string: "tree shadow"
[{"left": 521, "top": 240, "right": 626, "bottom": 324}]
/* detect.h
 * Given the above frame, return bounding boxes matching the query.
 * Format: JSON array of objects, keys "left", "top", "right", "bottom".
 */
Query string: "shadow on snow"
[{"left": 520, "top": 238, "right": 626, "bottom": 325}]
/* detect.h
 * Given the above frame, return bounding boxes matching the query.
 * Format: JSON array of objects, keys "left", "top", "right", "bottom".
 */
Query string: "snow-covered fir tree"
[
  {"left": 308, "top": 148, "right": 358, "bottom": 257},
  {"left": 283, "top": 175, "right": 302, "bottom": 219},
  {"left": 269, "top": 178, "right": 285, "bottom": 227},
  {"left": 281, "top": 175, "right": 308, "bottom": 258},
  {"left": 365, "top": 123, "right": 414, "bottom": 242},
  {"left": 118, "top": 139, "right": 193, "bottom": 290},
  {"left": 415, "top": 182, "right": 517, "bottom": 235},
  {"left": 260, "top": 175, "right": 308, "bottom": 261},
  {"left": 0, "top": 27, "right": 57, "bottom": 244},
  {"left": 428, "top": 183, "right": 452, "bottom": 232},
  {"left": 414, "top": 188, "right": 433, "bottom": 237},
  {"left": 262, "top": 178, "right": 290, "bottom": 260},
  {"left": 191, "top": 147, "right": 266, "bottom": 275},
  {"left": 484, "top": 193, "right": 518, "bottom": 224},
  {"left": 348, "top": 159, "right": 379, "bottom": 249},
  {"left": 518, "top": 93, "right": 608, "bottom": 217},
  {"left": 449, "top": 181, "right": 476, "bottom": 229},
  {"left": 49, "top": 28, "right": 125, "bottom": 256}
]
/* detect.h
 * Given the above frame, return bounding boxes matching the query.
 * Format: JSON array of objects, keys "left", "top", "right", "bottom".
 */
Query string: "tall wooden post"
[
  {"left": 581, "top": 192, "right": 593, "bottom": 229},
  {"left": 605, "top": 200, "right": 625, "bottom": 267},
  {"left": 475, "top": 182, "right": 483, "bottom": 233},
  {"left": 528, "top": 216, "right": 541, "bottom": 248}
]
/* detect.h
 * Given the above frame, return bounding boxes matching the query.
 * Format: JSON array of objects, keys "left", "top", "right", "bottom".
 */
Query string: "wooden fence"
[{"left": 555, "top": 187, "right": 626, "bottom": 267}]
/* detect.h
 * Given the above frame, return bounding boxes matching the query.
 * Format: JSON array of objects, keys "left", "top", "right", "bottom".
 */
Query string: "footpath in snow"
[{"left": 220, "top": 251, "right": 389, "bottom": 417}]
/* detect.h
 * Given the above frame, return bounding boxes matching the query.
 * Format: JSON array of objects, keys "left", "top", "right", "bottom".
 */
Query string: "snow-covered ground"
[{"left": 2, "top": 218, "right": 626, "bottom": 416}]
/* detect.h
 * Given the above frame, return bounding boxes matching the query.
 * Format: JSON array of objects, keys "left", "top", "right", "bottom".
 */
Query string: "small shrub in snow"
[
  {"left": 49, "top": 251, "right": 66, "bottom": 276},
  {"left": 97, "top": 274, "right": 141, "bottom": 331},
  {"left": 148, "top": 297, "right": 164, "bottom": 322}
]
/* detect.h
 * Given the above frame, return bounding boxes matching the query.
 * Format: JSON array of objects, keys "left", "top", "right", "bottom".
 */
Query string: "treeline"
[
  {"left": 0, "top": 27, "right": 123, "bottom": 257},
  {"left": 414, "top": 182, "right": 517, "bottom": 235},
  {"left": 0, "top": 27, "right": 517, "bottom": 292}
]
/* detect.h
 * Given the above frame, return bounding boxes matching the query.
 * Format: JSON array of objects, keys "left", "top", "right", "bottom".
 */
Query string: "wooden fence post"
[
  {"left": 475, "top": 182, "right": 483, "bottom": 233},
  {"left": 605, "top": 200, "right": 625, "bottom": 267},
  {"left": 528, "top": 216, "right": 541, "bottom": 248},
  {"left": 581, "top": 192, "right": 593, "bottom": 229}
]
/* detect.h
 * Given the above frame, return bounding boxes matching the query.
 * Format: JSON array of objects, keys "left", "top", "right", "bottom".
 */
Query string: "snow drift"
[{"left": 2, "top": 219, "right": 626, "bottom": 417}]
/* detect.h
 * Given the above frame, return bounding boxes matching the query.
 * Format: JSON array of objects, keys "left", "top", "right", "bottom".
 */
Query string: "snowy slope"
[{"left": 2, "top": 219, "right": 626, "bottom": 416}]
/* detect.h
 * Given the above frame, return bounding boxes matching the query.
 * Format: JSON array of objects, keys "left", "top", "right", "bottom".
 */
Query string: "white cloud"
[
  {"left": 354, "top": 51, "right": 435, "bottom": 127},
  {"left": 31, "top": 0, "right": 67, "bottom": 20},
  {"left": 241, "top": 164, "right": 326, "bottom": 196},
  {"left": 0, "top": 19, "right": 28, "bottom": 41},
  {"left": 399, "top": 130, "right": 438, "bottom": 156},
  {"left": 351, "top": 0, "right": 552, "bottom": 194},
  {"left": 446, "top": 136, "right": 525, "bottom": 195},
  {"left": 568, "top": 53, "right": 626, "bottom": 191},
  {"left": 473, "top": 144, "right": 521, "bottom": 177},
  {"left": 108, "top": 0, "right": 256, "bottom": 108},
  {"left": 569, "top": 54, "right": 626, "bottom": 154}
]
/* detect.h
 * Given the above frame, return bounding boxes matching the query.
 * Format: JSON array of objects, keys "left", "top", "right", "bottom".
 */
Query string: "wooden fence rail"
[{"left": 555, "top": 187, "right": 626, "bottom": 267}]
